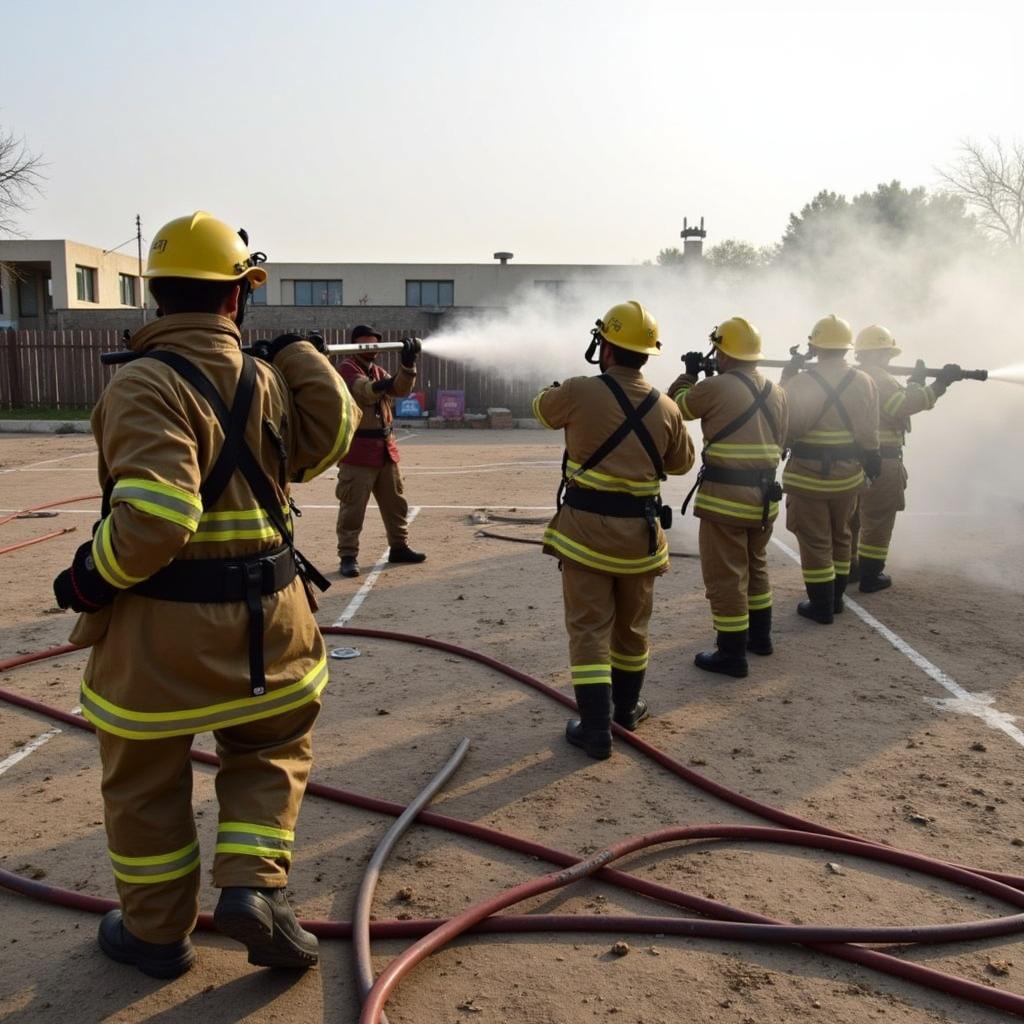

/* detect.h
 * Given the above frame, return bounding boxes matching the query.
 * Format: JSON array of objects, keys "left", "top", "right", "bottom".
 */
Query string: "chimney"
[
  {"left": 680, "top": 217, "right": 707, "bottom": 259},
  {"left": 493, "top": 251, "right": 514, "bottom": 266}
]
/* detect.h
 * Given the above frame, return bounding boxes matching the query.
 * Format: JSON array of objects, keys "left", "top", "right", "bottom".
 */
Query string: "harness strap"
[
  {"left": 706, "top": 374, "right": 779, "bottom": 448},
  {"left": 790, "top": 367, "right": 861, "bottom": 477}
]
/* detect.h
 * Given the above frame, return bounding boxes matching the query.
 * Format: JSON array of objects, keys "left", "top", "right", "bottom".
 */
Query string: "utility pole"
[{"left": 136, "top": 214, "right": 146, "bottom": 324}]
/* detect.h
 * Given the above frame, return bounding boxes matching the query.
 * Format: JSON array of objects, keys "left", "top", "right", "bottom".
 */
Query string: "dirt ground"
[{"left": 2, "top": 428, "right": 1024, "bottom": 1024}]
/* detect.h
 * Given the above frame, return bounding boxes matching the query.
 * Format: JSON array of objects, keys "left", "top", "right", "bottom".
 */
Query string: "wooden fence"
[{"left": 0, "top": 327, "right": 542, "bottom": 417}]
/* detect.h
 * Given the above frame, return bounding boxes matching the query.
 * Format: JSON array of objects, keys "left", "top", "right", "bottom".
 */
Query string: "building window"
[
  {"left": 76, "top": 265, "right": 97, "bottom": 302},
  {"left": 119, "top": 273, "right": 138, "bottom": 306},
  {"left": 293, "top": 279, "right": 342, "bottom": 306},
  {"left": 406, "top": 280, "right": 454, "bottom": 307},
  {"left": 17, "top": 276, "right": 39, "bottom": 316},
  {"left": 251, "top": 283, "right": 268, "bottom": 305}
]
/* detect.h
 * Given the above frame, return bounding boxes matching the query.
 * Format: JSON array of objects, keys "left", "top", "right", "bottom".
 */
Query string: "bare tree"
[
  {"left": 0, "top": 126, "right": 45, "bottom": 236},
  {"left": 939, "top": 138, "right": 1024, "bottom": 247}
]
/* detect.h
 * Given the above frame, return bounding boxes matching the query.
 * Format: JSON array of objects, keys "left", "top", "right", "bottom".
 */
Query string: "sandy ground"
[{"left": 2, "top": 429, "right": 1024, "bottom": 1024}]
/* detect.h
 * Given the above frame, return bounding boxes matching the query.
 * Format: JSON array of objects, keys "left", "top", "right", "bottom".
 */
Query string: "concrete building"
[{"left": 0, "top": 239, "right": 143, "bottom": 329}]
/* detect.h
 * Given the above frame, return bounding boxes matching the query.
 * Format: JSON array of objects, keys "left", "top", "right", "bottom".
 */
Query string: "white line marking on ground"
[
  {"left": 404, "top": 460, "right": 560, "bottom": 471},
  {"left": 770, "top": 536, "right": 1024, "bottom": 748},
  {"left": 0, "top": 503, "right": 559, "bottom": 516},
  {"left": 0, "top": 729, "right": 62, "bottom": 777},
  {"left": 332, "top": 506, "right": 422, "bottom": 627},
  {"left": 0, "top": 451, "right": 94, "bottom": 475}
]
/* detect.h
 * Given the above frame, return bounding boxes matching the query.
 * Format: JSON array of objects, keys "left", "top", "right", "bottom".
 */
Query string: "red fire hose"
[
  {"left": 0, "top": 493, "right": 99, "bottom": 529},
  {"left": 0, "top": 526, "right": 76, "bottom": 557},
  {"left": 3, "top": 634, "right": 1024, "bottom": 1018}
]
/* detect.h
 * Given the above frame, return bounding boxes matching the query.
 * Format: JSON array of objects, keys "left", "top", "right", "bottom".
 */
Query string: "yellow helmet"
[
  {"left": 144, "top": 211, "right": 268, "bottom": 288},
  {"left": 808, "top": 314, "right": 853, "bottom": 350},
  {"left": 710, "top": 316, "right": 763, "bottom": 361},
  {"left": 594, "top": 300, "right": 661, "bottom": 356},
  {"left": 854, "top": 324, "right": 901, "bottom": 357}
]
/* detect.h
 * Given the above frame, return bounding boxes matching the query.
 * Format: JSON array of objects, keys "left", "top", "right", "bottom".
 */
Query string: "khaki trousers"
[
  {"left": 851, "top": 457, "right": 907, "bottom": 563},
  {"left": 561, "top": 563, "right": 655, "bottom": 686},
  {"left": 698, "top": 518, "right": 773, "bottom": 633},
  {"left": 785, "top": 492, "right": 859, "bottom": 583},
  {"left": 98, "top": 699, "right": 320, "bottom": 944},
  {"left": 336, "top": 461, "right": 409, "bottom": 557}
]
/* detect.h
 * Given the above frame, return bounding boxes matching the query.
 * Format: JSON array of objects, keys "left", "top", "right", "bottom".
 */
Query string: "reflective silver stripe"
[
  {"left": 81, "top": 662, "right": 328, "bottom": 738},
  {"left": 215, "top": 832, "right": 293, "bottom": 854}
]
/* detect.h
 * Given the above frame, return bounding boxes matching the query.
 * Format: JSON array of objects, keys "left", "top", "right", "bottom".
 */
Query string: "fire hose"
[
  {"left": 0, "top": 494, "right": 98, "bottom": 556},
  {"left": 3, "top": 632, "right": 1024, "bottom": 1018}
]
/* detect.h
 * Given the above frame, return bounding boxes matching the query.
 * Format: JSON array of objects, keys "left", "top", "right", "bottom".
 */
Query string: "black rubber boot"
[
  {"left": 339, "top": 555, "right": 360, "bottom": 578},
  {"left": 848, "top": 559, "right": 861, "bottom": 584},
  {"left": 694, "top": 631, "right": 749, "bottom": 678},
  {"left": 611, "top": 668, "right": 649, "bottom": 730},
  {"left": 565, "top": 684, "right": 612, "bottom": 759},
  {"left": 214, "top": 887, "right": 319, "bottom": 969},
  {"left": 859, "top": 556, "right": 892, "bottom": 593},
  {"left": 97, "top": 909, "right": 196, "bottom": 979},
  {"left": 833, "top": 574, "right": 848, "bottom": 614},
  {"left": 388, "top": 543, "right": 427, "bottom": 564},
  {"left": 747, "top": 608, "right": 773, "bottom": 656},
  {"left": 797, "top": 582, "right": 835, "bottom": 624}
]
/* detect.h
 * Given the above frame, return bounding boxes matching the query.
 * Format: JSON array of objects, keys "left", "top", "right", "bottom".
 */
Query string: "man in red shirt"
[{"left": 335, "top": 325, "right": 426, "bottom": 577}]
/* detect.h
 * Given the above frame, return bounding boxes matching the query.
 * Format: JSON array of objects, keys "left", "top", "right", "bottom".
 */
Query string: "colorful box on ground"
[
  {"left": 436, "top": 390, "right": 466, "bottom": 419},
  {"left": 395, "top": 397, "right": 423, "bottom": 418}
]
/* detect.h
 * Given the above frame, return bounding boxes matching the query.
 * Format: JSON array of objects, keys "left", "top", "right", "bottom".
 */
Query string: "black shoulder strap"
[
  {"left": 806, "top": 367, "right": 858, "bottom": 437},
  {"left": 706, "top": 374, "right": 779, "bottom": 448},
  {"left": 144, "top": 351, "right": 294, "bottom": 547},
  {"left": 597, "top": 374, "right": 666, "bottom": 479}
]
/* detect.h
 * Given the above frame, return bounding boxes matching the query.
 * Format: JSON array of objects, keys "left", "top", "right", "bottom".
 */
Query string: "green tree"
[
  {"left": 705, "top": 238, "right": 775, "bottom": 271},
  {"left": 656, "top": 246, "right": 685, "bottom": 265}
]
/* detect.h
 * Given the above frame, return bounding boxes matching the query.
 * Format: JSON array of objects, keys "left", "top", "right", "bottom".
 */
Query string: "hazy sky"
[{"left": 4, "top": 0, "right": 1021, "bottom": 264}]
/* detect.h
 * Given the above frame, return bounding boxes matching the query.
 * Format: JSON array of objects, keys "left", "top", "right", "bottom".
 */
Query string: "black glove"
[
  {"left": 400, "top": 336, "right": 422, "bottom": 368},
  {"left": 53, "top": 541, "right": 119, "bottom": 613},
  {"left": 251, "top": 333, "right": 305, "bottom": 362},
  {"left": 862, "top": 450, "right": 883, "bottom": 482},
  {"left": 908, "top": 359, "right": 927, "bottom": 386},
  {"left": 936, "top": 362, "right": 962, "bottom": 386},
  {"left": 371, "top": 377, "right": 395, "bottom": 394},
  {"left": 683, "top": 351, "right": 705, "bottom": 377}
]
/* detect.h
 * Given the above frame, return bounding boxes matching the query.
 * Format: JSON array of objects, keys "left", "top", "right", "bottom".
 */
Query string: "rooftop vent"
[{"left": 493, "top": 251, "right": 514, "bottom": 265}]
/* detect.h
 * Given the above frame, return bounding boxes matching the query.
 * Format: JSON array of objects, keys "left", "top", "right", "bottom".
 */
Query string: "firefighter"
[
  {"left": 335, "top": 325, "right": 425, "bottom": 577},
  {"left": 533, "top": 301, "right": 694, "bottom": 759},
  {"left": 668, "top": 317, "right": 789, "bottom": 677},
  {"left": 781, "top": 314, "right": 880, "bottom": 623},
  {"left": 850, "top": 325, "right": 960, "bottom": 591},
  {"left": 52, "top": 211, "right": 358, "bottom": 978}
]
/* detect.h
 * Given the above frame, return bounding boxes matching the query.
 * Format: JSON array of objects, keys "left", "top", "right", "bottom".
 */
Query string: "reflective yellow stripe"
[
  {"left": 191, "top": 507, "right": 283, "bottom": 544},
  {"left": 801, "top": 429, "right": 855, "bottom": 444},
  {"left": 109, "top": 840, "right": 199, "bottom": 885},
  {"left": 713, "top": 613, "right": 749, "bottom": 633},
  {"left": 695, "top": 493, "right": 779, "bottom": 521},
  {"left": 301, "top": 390, "right": 356, "bottom": 482},
  {"left": 883, "top": 391, "right": 906, "bottom": 415},
  {"left": 571, "top": 663, "right": 612, "bottom": 686},
  {"left": 110, "top": 478, "right": 202, "bottom": 531},
  {"left": 858, "top": 543, "right": 888, "bottom": 558},
  {"left": 675, "top": 390, "right": 696, "bottom": 420},
  {"left": 91, "top": 516, "right": 146, "bottom": 589},
  {"left": 705, "top": 442, "right": 780, "bottom": 462},
  {"left": 803, "top": 566, "right": 836, "bottom": 582},
  {"left": 783, "top": 469, "right": 865, "bottom": 492},
  {"left": 610, "top": 649, "right": 649, "bottom": 671},
  {"left": 565, "top": 460, "right": 660, "bottom": 496},
  {"left": 922, "top": 385, "right": 936, "bottom": 409},
  {"left": 216, "top": 821, "right": 294, "bottom": 860},
  {"left": 80, "top": 657, "right": 328, "bottom": 740},
  {"left": 748, "top": 591, "right": 772, "bottom": 610},
  {"left": 834, "top": 560, "right": 851, "bottom": 574},
  {"left": 878, "top": 430, "right": 903, "bottom": 444},
  {"left": 544, "top": 528, "right": 669, "bottom": 574},
  {"left": 532, "top": 392, "right": 554, "bottom": 429}
]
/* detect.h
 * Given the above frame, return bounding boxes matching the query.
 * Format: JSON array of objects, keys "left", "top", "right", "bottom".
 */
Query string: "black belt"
[
  {"left": 700, "top": 465, "right": 778, "bottom": 488},
  {"left": 132, "top": 544, "right": 297, "bottom": 698},
  {"left": 880, "top": 445, "right": 902, "bottom": 459},
  {"left": 563, "top": 487, "right": 664, "bottom": 556},
  {"left": 789, "top": 441, "right": 860, "bottom": 461},
  {"left": 355, "top": 427, "right": 392, "bottom": 439}
]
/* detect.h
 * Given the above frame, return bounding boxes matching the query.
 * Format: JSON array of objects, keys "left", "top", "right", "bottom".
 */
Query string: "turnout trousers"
[
  {"left": 850, "top": 457, "right": 907, "bottom": 565},
  {"left": 561, "top": 563, "right": 656, "bottom": 688},
  {"left": 697, "top": 518, "right": 773, "bottom": 633},
  {"left": 335, "top": 460, "right": 409, "bottom": 558},
  {"left": 785, "top": 492, "right": 859, "bottom": 584},
  {"left": 98, "top": 699, "right": 320, "bottom": 944}
]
